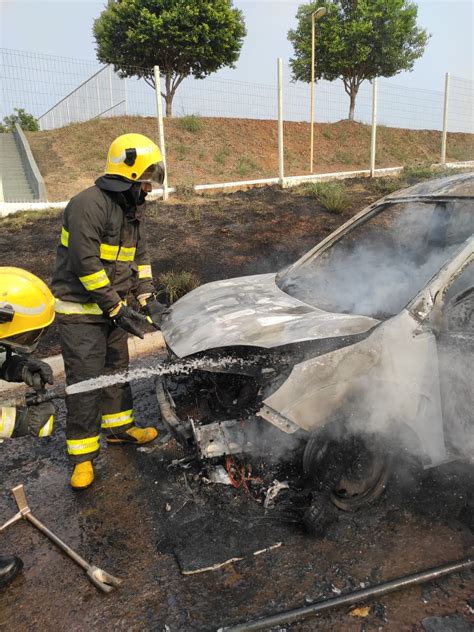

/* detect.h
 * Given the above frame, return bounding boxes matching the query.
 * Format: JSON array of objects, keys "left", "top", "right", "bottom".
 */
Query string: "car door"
[{"left": 435, "top": 258, "right": 474, "bottom": 457}]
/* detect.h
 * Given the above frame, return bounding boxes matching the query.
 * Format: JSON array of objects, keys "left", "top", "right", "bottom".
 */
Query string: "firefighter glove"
[
  {"left": 13, "top": 402, "right": 55, "bottom": 438},
  {"left": 109, "top": 302, "right": 145, "bottom": 339},
  {"left": 143, "top": 296, "right": 168, "bottom": 329},
  {"left": 2, "top": 355, "right": 54, "bottom": 390}
]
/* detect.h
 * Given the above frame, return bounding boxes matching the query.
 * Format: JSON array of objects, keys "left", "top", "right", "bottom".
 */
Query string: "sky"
[{"left": 1, "top": 0, "right": 473, "bottom": 93}]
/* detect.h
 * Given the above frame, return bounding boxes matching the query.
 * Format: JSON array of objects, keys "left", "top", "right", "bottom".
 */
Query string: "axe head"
[{"left": 12, "top": 485, "right": 30, "bottom": 513}]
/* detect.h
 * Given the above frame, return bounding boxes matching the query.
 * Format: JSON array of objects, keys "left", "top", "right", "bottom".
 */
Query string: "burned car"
[{"left": 157, "top": 173, "right": 473, "bottom": 514}]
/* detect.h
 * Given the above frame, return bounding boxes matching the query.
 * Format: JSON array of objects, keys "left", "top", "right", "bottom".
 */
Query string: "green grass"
[
  {"left": 174, "top": 142, "right": 189, "bottom": 161},
  {"left": 178, "top": 114, "right": 203, "bottom": 133},
  {"left": 1, "top": 208, "right": 61, "bottom": 229},
  {"left": 334, "top": 150, "right": 355, "bottom": 165},
  {"left": 447, "top": 143, "right": 473, "bottom": 161},
  {"left": 402, "top": 164, "right": 434, "bottom": 182},
  {"left": 369, "top": 164, "right": 469, "bottom": 197},
  {"left": 303, "top": 182, "right": 351, "bottom": 214},
  {"left": 210, "top": 203, "right": 224, "bottom": 216},
  {"left": 175, "top": 183, "right": 195, "bottom": 200},
  {"left": 157, "top": 270, "right": 200, "bottom": 304},
  {"left": 368, "top": 177, "right": 403, "bottom": 196},
  {"left": 236, "top": 156, "right": 259, "bottom": 178},
  {"left": 214, "top": 148, "right": 230, "bottom": 165},
  {"left": 185, "top": 206, "right": 201, "bottom": 222}
]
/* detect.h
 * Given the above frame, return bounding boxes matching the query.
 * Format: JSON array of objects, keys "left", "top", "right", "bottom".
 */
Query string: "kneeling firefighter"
[
  {"left": 52, "top": 133, "right": 167, "bottom": 491},
  {"left": 0, "top": 267, "right": 56, "bottom": 588}
]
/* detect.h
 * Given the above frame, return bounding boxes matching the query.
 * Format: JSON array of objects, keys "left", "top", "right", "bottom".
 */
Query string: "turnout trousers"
[{"left": 59, "top": 321, "right": 133, "bottom": 463}]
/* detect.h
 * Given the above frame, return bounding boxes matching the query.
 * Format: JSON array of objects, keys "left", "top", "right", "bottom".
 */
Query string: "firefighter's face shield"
[
  {"left": 0, "top": 328, "right": 46, "bottom": 354},
  {"left": 138, "top": 161, "right": 165, "bottom": 192}
]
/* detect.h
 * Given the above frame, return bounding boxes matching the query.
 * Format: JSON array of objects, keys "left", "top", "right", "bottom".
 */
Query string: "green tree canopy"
[
  {"left": 93, "top": 0, "right": 246, "bottom": 116},
  {"left": 0, "top": 108, "right": 39, "bottom": 133},
  {"left": 288, "top": 0, "right": 430, "bottom": 120}
]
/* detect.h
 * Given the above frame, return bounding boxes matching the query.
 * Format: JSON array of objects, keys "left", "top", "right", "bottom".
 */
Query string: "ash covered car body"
[{"left": 157, "top": 173, "right": 473, "bottom": 509}]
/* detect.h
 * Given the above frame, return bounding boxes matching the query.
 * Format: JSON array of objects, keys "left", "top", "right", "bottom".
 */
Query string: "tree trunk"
[
  {"left": 164, "top": 73, "right": 173, "bottom": 117},
  {"left": 165, "top": 93, "right": 173, "bottom": 117},
  {"left": 348, "top": 87, "right": 358, "bottom": 121}
]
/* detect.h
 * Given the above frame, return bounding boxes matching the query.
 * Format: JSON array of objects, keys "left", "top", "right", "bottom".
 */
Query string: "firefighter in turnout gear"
[
  {"left": 52, "top": 133, "right": 167, "bottom": 490},
  {"left": 0, "top": 267, "right": 56, "bottom": 588}
]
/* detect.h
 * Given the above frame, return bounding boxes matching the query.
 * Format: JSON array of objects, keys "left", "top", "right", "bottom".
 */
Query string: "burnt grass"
[{"left": 1, "top": 181, "right": 473, "bottom": 630}]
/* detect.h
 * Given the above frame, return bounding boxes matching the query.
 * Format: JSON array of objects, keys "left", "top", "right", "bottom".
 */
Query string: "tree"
[
  {"left": 0, "top": 108, "right": 39, "bottom": 132},
  {"left": 93, "top": 0, "right": 246, "bottom": 117},
  {"left": 288, "top": 0, "right": 429, "bottom": 120}
]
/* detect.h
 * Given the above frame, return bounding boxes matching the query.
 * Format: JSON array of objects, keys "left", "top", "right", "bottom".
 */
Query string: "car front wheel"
[{"left": 303, "top": 423, "right": 392, "bottom": 511}]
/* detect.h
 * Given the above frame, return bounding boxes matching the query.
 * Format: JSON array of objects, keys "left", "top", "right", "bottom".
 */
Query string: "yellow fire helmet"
[
  {"left": 0, "top": 267, "right": 55, "bottom": 353},
  {"left": 105, "top": 133, "right": 164, "bottom": 184}
]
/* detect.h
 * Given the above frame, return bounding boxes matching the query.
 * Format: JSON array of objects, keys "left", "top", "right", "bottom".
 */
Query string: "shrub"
[
  {"left": 178, "top": 114, "right": 203, "bottom": 133},
  {"left": 157, "top": 271, "right": 200, "bottom": 304},
  {"left": 304, "top": 182, "right": 350, "bottom": 213}
]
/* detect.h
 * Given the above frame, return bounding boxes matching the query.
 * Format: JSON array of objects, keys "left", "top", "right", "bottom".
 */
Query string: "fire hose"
[
  {"left": 0, "top": 353, "right": 281, "bottom": 409},
  {"left": 218, "top": 555, "right": 473, "bottom": 631}
]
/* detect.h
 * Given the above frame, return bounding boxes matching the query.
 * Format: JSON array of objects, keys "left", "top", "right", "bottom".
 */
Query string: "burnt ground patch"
[
  {"left": 1, "top": 179, "right": 473, "bottom": 629},
  {"left": 0, "top": 369, "right": 473, "bottom": 631}
]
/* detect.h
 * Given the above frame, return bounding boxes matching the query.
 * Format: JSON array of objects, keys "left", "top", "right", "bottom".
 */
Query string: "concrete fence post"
[
  {"left": 96, "top": 75, "right": 101, "bottom": 117},
  {"left": 277, "top": 58, "right": 285, "bottom": 188},
  {"left": 124, "top": 77, "right": 128, "bottom": 116},
  {"left": 153, "top": 65, "right": 169, "bottom": 201},
  {"left": 370, "top": 78, "right": 378, "bottom": 177},
  {"left": 108, "top": 65, "right": 114, "bottom": 110},
  {"left": 441, "top": 72, "right": 450, "bottom": 165}
]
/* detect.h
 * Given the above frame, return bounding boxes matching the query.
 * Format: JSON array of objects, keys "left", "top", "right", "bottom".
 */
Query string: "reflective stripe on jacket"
[{"left": 51, "top": 182, "right": 155, "bottom": 320}]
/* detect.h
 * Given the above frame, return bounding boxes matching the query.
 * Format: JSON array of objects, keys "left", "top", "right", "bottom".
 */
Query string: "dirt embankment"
[{"left": 26, "top": 116, "right": 474, "bottom": 201}]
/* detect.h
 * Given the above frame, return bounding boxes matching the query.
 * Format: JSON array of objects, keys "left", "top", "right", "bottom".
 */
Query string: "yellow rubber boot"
[
  {"left": 70, "top": 461, "right": 94, "bottom": 490},
  {"left": 106, "top": 426, "right": 158, "bottom": 445}
]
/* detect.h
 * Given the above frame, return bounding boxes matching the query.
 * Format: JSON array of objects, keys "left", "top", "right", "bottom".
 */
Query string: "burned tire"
[
  {"left": 303, "top": 424, "right": 392, "bottom": 512},
  {"left": 301, "top": 492, "right": 335, "bottom": 538}
]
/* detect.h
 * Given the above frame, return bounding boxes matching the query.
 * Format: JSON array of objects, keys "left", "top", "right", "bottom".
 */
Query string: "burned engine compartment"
[
  {"left": 157, "top": 345, "right": 299, "bottom": 460},
  {"left": 156, "top": 334, "right": 375, "bottom": 460}
]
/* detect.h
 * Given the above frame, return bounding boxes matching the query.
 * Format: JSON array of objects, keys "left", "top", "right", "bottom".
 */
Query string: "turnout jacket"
[{"left": 52, "top": 180, "right": 155, "bottom": 321}]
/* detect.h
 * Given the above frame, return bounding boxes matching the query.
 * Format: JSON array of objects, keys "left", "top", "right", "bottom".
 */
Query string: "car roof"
[{"left": 385, "top": 172, "right": 474, "bottom": 199}]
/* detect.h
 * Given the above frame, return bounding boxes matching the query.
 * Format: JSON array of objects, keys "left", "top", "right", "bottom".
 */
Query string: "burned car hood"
[{"left": 161, "top": 273, "right": 380, "bottom": 357}]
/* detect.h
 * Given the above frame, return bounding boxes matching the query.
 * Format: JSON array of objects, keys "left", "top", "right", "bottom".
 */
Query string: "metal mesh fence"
[
  {"left": 172, "top": 76, "right": 278, "bottom": 120},
  {"left": 282, "top": 62, "right": 373, "bottom": 124},
  {"left": 1, "top": 49, "right": 102, "bottom": 125},
  {"left": 0, "top": 48, "right": 473, "bottom": 204},
  {"left": 377, "top": 81, "right": 444, "bottom": 131},
  {"left": 449, "top": 76, "right": 474, "bottom": 135}
]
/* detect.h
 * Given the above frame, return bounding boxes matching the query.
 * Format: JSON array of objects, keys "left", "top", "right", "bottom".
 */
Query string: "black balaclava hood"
[{"left": 96, "top": 175, "right": 148, "bottom": 207}]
